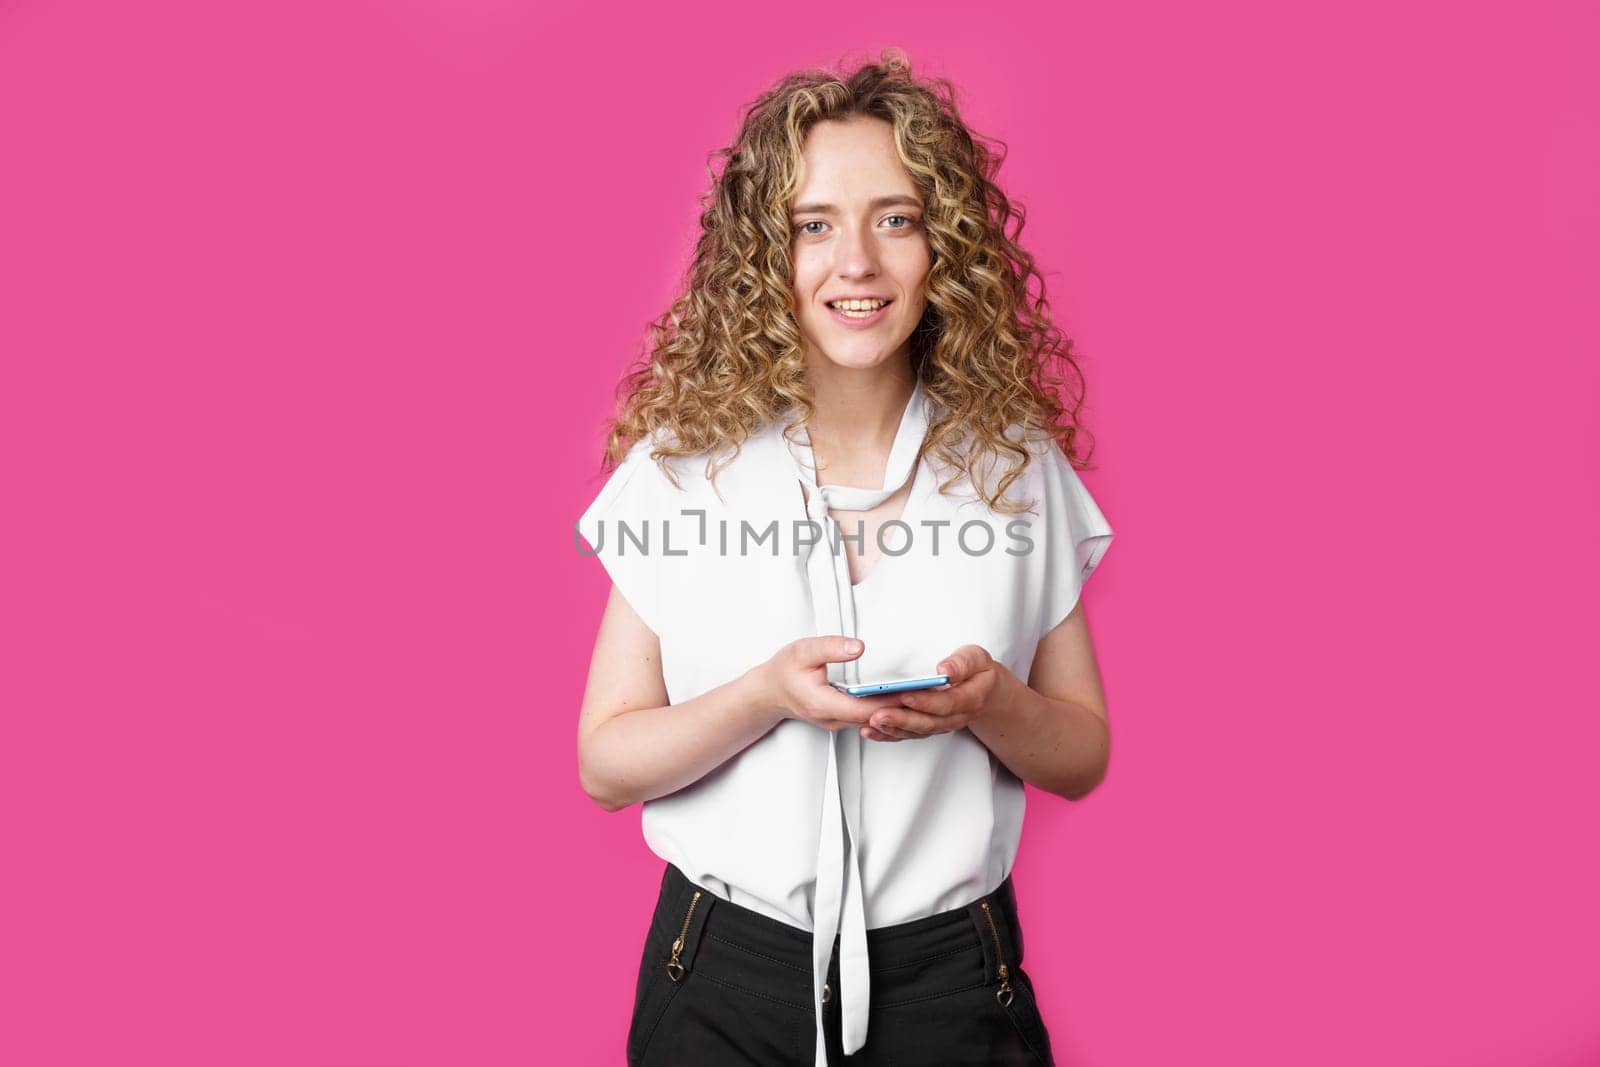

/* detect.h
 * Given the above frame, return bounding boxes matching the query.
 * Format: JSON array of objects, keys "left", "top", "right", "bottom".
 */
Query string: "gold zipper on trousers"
[
  {"left": 980, "top": 899, "right": 1015, "bottom": 1007},
  {"left": 666, "top": 890, "right": 702, "bottom": 982}
]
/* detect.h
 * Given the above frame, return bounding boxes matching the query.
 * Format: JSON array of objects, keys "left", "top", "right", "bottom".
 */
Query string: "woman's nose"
[{"left": 833, "top": 229, "right": 881, "bottom": 275}]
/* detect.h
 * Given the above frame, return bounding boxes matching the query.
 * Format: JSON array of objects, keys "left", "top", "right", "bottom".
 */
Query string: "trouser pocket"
[
  {"left": 627, "top": 886, "right": 706, "bottom": 1065},
  {"left": 976, "top": 894, "right": 1055, "bottom": 1066}
]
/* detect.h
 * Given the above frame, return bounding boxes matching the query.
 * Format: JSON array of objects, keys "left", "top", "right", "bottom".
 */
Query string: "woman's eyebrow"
[{"left": 791, "top": 195, "right": 923, "bottom": 215}]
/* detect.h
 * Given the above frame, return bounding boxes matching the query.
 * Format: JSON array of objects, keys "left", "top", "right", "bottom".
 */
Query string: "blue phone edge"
[{"left": 833, "top": 675, "right": 950, "bottom": 697}]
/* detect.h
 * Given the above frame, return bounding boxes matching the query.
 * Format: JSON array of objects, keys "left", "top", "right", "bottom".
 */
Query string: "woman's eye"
[{"left": 794, "top": 216, "right": 919, "bottom": 236}]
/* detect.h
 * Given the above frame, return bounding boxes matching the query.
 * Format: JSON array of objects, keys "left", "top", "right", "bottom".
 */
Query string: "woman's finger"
[
  {"left": 874, "top": 708, "right": 950, "bottom": 736},
  {"left": 899, "top": 690, "right": 963, "bottom": 719},
  {"left": 821, "top": 689, "right": 909, "bottom": 722}
]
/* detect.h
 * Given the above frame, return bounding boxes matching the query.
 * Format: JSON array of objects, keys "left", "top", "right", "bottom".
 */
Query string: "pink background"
[{"left": 3, "top": 1, "right": 1597, "bottom": 1064}]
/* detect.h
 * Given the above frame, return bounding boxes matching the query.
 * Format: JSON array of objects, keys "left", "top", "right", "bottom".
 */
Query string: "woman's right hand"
[{"left": 748, "top": 636, "right": 912, "bottom": 739}]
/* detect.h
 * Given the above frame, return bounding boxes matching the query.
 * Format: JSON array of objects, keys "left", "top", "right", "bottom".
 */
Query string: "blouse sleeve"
[
  {"left": 1034, "top": 436, "right": 1115, "bottom": 640},
  {"left": 575, "top": 439, "right": 667, "bottom": 636}
]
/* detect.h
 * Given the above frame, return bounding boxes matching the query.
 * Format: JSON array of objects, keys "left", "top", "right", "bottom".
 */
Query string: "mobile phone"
[{"left": 831, "top": 675, "right": 950, "bottom": 697}]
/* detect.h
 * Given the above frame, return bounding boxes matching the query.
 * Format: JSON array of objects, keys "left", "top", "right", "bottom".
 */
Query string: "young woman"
[{"left": 576, "top": 49, "right": 1115, "bottom": 1067}]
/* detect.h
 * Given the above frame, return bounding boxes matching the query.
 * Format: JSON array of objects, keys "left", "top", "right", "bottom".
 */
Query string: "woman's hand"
[
  {"left": 865, "top": 645, "right": 1004, "bottom": 741},
  {"left": 749, "top": 636, "right": 907, "bottom": 737}
]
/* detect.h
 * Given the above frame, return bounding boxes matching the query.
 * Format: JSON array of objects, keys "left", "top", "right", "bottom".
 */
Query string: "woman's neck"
[
  {"left": 806, "top": 364, "right": 921, "bottom": 454},
  {"left": 802, "top": 360, "right": 917, "bottom": 486}
]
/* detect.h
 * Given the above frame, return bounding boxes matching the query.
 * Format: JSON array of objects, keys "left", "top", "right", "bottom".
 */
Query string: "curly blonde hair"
[{"left": 596, "top": 46, "right": 1101, "bottom": 515}]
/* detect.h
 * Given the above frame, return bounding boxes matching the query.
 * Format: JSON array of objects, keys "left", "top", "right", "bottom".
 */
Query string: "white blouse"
[{"left": 576, "top": 375, "right": 1114, "bottom": 1066}]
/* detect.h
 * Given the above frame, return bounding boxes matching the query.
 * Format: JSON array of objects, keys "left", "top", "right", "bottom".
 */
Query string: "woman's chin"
[{"left": 807, "top": 343, "right": 912, "bottom": 374}]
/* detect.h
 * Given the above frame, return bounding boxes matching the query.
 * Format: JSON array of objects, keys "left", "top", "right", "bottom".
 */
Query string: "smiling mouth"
[{"left": 827, "top": 299, "right": 893, "bottom": 320}]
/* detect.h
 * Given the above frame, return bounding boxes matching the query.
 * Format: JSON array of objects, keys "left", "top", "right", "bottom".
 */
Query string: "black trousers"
[{"left": 626, "top": 862, "right": 1057, "bottom": 1066}]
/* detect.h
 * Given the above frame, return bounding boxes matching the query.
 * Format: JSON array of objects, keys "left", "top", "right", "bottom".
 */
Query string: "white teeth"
[{"left": 829, "top": 299, "right": 888, "bottom": 311}]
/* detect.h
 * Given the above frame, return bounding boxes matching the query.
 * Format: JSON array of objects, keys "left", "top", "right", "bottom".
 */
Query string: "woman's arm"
[
  {"left": 964, "top": 600, "right": 1112, "bottom": 802},
  {"left": 577, "top": 584, "right": 909, "bottom": 810},
  {"left": 863, "top": 602, "right": 1110, "bottom": 800},
  {"left": 577, "top": 585, "right": 784, "bottom": 812}
]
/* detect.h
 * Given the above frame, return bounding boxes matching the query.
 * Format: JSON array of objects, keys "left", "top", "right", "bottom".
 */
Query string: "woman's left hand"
[{"left": 861, "top": 645, "right": 1004, "bottom": 742}]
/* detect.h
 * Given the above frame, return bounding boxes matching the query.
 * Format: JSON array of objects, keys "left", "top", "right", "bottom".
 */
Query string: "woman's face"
[{"left": 789, "top": 116, "right": 932, "bottom": 374}]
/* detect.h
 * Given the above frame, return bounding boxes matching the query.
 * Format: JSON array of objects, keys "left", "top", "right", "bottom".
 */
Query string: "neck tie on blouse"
[{"left": 782, "top": 377, "right": 931, "bottom": 1067}]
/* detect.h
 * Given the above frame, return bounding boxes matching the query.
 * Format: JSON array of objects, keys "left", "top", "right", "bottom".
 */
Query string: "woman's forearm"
[
  {"left": 582, "top": 669, "right": 786, "bottom": 812},
  {"left": 967, "top": 667, "right": 1111, "bottom": 802}
]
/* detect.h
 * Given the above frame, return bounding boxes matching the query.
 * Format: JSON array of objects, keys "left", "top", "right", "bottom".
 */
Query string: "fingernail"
[{"left": 847, "top": 639, "right": 863, "bottom": 653}]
